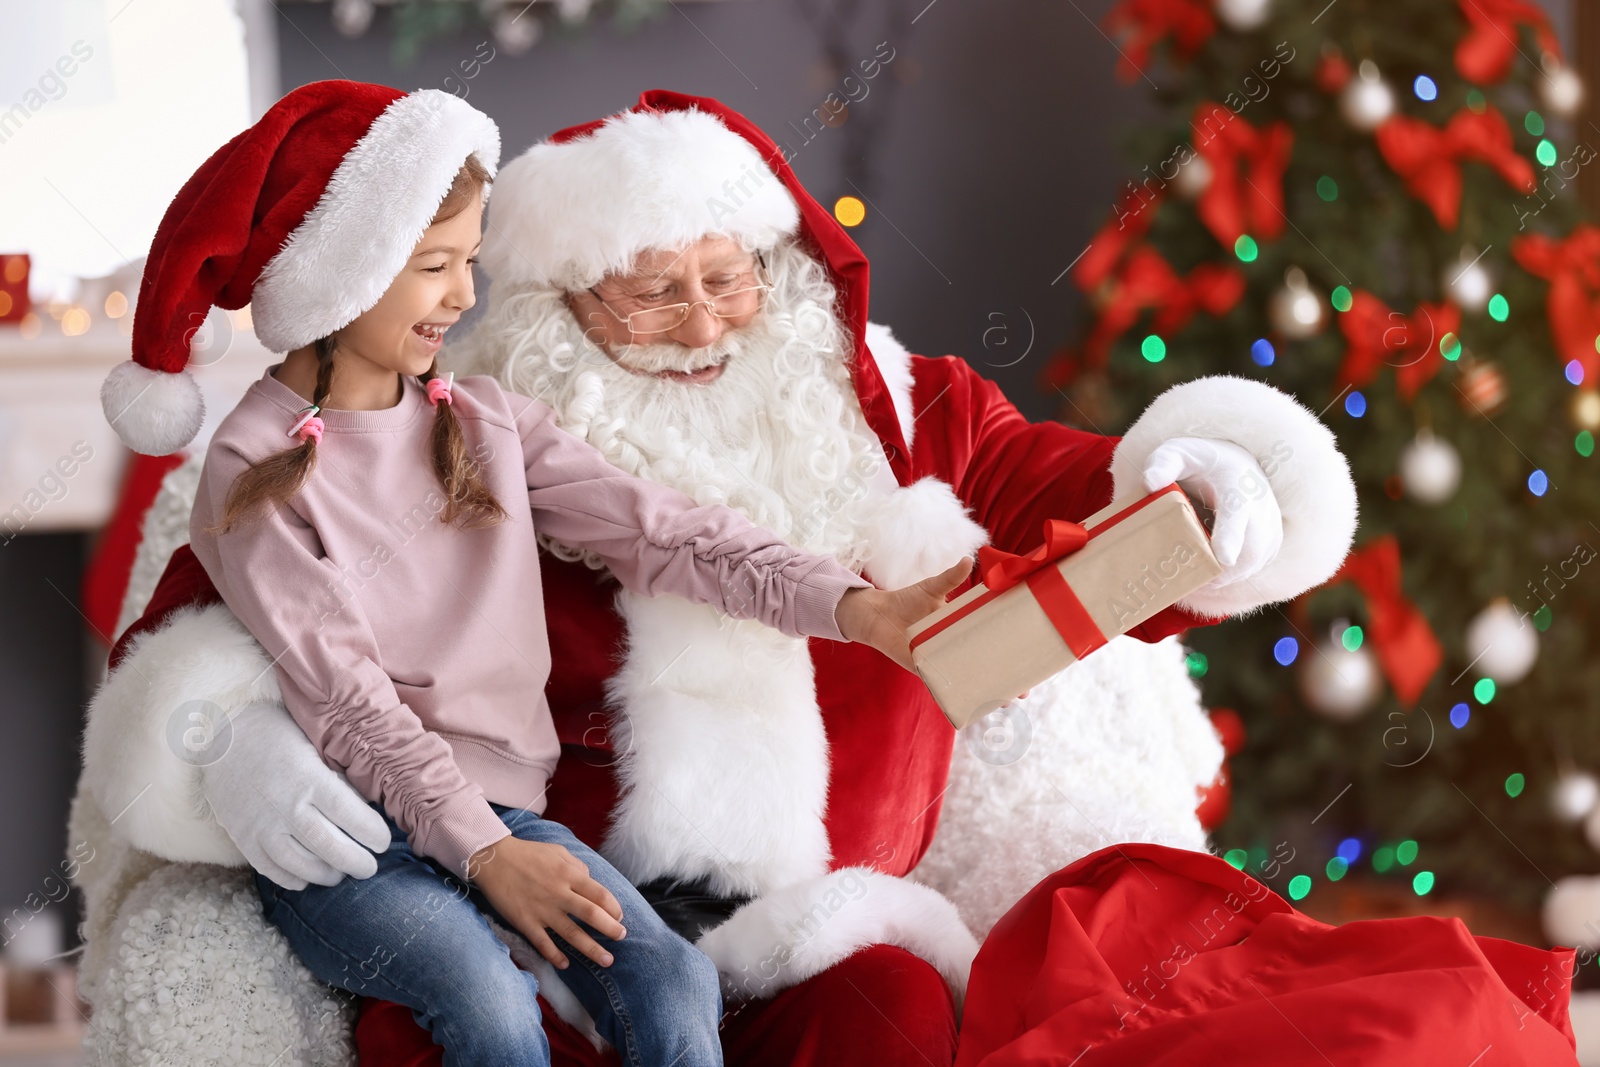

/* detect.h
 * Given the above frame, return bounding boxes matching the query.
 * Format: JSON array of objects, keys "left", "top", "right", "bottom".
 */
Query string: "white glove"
[
  {"left": 1142, "top": 436, "right": 1284, "bottom": 589},
  {"left": 200, "top": 700, "right": 392, "bottom": 890}
]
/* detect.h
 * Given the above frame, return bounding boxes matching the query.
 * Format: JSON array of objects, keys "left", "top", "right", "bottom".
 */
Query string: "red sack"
[{"left": 956, "top": 843, "right": 1578, "bottom": 1066}]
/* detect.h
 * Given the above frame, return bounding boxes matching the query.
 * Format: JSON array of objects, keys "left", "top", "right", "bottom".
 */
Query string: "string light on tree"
[
  {"left": 1445, "top": 248, "right": 1493, "bottom": 312},
  {"left": 1269, "top": 267, "right": 1326, "bottom": 339},
  {"left": 1214, "top": 0, "right": 1271, "bottom": 32},
  {"left": 1341, "top": 60, "right": 1396, "bottom": 131},
  {"left": 1464, "top": 598, "right": 1539, "bottom": 685},
  {"left": 1299, "top": 619, "right": 1383, "bottom": 720},
  {"left": 1398, "top": 427, "right": 1461, "bottom": 504}
]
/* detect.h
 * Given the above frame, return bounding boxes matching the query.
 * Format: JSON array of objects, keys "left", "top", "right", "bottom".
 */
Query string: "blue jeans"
[{"left": 254, "top": 799, "right": 724, "bottom": 1067}]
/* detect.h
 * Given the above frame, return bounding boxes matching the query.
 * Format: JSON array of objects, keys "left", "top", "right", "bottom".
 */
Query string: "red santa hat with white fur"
[{"left": 101, "top": 79, "right": 500, "bottom": 456}]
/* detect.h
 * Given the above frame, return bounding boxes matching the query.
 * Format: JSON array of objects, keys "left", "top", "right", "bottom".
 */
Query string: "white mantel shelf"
[{"left": 0, "top": 325, "right": 279, "bottom": 535}]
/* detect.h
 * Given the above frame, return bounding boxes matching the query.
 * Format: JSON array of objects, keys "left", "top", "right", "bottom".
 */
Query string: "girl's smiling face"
[{"left": 336, "top": 187, "right": 484, "bottom": 380}]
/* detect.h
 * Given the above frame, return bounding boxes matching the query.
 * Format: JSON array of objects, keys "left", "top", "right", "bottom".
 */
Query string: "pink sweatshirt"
[{"left": 189, "top": 366, "right": 873, "bottom": 878}]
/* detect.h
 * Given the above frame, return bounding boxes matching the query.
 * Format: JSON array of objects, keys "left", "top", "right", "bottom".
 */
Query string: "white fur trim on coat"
[
  {"left": 696, "top": 867, "right": 978, "bottom": 1013},
  {"left": 480, "top": 107, "right": 799, "bottom": 292},
  {"left": 600, "top": 590, "right": 833, "bottom": 897},
  {"left": 81, "top": 601, "right": 279, "bottom": 865},
  {"left": 251, "top": 89, "right": 501, "bottom": 354},
  {"left": 864, "top": 321, "right": 917, "bottom": 451},
  {"left": 1110, "top": 375, "right": 1358, "bottom": 618}
]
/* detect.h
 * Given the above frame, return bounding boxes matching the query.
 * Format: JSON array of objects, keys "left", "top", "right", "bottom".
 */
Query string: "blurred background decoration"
[
  {"left": 5, "top": 0, "right": 1600, "bottom": 1061},
  {"left": 1044, "top": 0, "right": 1600, "bottom": 988}
]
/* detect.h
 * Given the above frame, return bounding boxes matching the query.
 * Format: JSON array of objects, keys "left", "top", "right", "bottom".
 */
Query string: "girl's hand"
[
  {"left": 834, "top": 556, "right": 974, "bottom": 671},
  {"left": 466, "top": 836, "right": 626, "bottom": 969}
]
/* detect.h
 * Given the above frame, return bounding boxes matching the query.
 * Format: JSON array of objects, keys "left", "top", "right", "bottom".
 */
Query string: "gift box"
[
  {"left": 0, "top": 254, "right": 29, "bottom": 324},
  {"left": 907, "top": 483, "right": 1223, "bottom": 729}
]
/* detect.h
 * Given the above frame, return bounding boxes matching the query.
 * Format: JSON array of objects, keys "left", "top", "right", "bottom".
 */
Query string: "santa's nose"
[{"left": 665, "top": 300, "right": 724, "bottom": 349}]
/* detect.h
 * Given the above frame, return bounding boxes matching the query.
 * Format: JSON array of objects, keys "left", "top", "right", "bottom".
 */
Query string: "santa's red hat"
[
  {"left": 479, "top": 98, "right": 803, "bottom": 293},
  {"left": 103, "top": 79, "right": 500, "bottom": 456}
]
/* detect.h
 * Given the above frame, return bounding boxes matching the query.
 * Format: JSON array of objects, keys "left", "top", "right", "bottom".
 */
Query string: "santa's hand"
[
  {"left": 200, "top": 700, "right": 392, "bottom": 890},
  {"left": 1142, "top": 436, "right": 1283, "bottom": 588},
  {"left": 835, "top": 557, "right": 974, "bottom": 670}
]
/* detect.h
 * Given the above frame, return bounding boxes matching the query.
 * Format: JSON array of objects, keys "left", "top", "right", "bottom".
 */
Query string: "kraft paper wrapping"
[{"left": 907, "top": 487, "right": 1223, "bottom": 729}]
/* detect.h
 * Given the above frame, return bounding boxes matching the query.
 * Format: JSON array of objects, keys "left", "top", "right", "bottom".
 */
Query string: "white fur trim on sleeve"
[
  {"left": 1110, "top": 375, "right": 1357, "bottom": 617},
  {"left": 80, "top": 601, "right": 281, "bottom": 865},
  {"left": 861, "top": 476, "right": 990, "bottom": 591},
  {"left": 696, "top": 868, "right": 979, "bottom": 1016}
]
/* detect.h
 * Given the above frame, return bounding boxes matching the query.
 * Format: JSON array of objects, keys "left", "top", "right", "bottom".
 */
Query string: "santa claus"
[{"left": 71, "top": 91, "right": 1356, "bottom": 1066}]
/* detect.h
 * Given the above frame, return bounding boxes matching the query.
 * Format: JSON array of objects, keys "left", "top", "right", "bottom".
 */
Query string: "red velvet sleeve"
[
  {"left": 908, "top": 354, "right": 1221, "bottom": 643},
  {"left": 108, "top": 544, "right": 223, "bottom": 671}
]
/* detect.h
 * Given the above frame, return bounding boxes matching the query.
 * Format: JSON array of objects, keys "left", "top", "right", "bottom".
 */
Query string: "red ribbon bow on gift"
[
  {"left": 1323, "top": 536, "right": 1442, "bottom": 706},
  {"left": 1193, "top": 104, "right": 1294, "bottom": 248},
  {"left": 1375, "top": 108, "right": 1536, "bottom": 230},
  {"left": 1455, "top": 0, "right": 1561, "bottom": 85},
  {"left": 1103, "top": 0, "right": 1216, "bottom": 84},
  {"left": 1336, "top": 290, "right": 1461, "bottom": 403},
  {"left": 1069, "top": 246, "right": 1246, "bottom": 374},
  {"left": 977, "top": 519, "right": 1090, "bottom": 594},
  {"left": 1512, "top": 226, "right": 1600, "bottom": 386}
]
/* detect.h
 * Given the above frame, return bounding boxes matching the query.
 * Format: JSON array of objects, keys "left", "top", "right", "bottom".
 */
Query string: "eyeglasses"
[{"left": 588, "top": 254, "right": 771, "bottom": 335}]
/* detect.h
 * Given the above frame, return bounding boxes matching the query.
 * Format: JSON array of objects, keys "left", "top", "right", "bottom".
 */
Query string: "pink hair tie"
[
  {"left": 287, "top": 405, "right": 324, "bottom": 445},
  {"left": 427, "top": 372, "right": 455, "bottom": 407}
]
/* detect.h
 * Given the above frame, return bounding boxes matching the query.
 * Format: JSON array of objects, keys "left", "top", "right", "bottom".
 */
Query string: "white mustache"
[{"left": 609, "top": 331, "right": 746, "bottom": 376}]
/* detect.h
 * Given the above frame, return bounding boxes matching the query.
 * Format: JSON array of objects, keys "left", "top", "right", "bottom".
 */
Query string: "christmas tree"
[{"left": 1047, "top": 0, "right": 1600, "bottom": 925}]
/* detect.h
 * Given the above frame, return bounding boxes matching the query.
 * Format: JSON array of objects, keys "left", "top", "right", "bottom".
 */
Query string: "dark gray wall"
[
  {"left": 0, "top": 534, "right": 86, "bottom": 948},
  {"left": 276, "top": 0, "right": 1152, "bottom": 421}
]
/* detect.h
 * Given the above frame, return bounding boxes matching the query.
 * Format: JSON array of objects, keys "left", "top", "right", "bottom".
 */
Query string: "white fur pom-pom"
[{"left": 100, "top": 359, "right": 205, "bottom": 455}]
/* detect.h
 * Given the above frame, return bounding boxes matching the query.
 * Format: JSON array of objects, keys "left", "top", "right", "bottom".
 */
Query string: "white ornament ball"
[
  {"left": 1341, "top": 60, "right": 1396, "bottom": 131},
  {"left": 1464, "top": 599, "right": 1539, "bottom": 685},
  {"left": 1544, "top": 875, "right": 1600, "bottom": 948},
  {"left": 331, "top": 0, "right": 374, "bottom": 36},
  {"left": 1555, "top": 771, "right": 1600, "bottom": 823},
  {"left": 1586, "top": 806, "right": 1600, "bottom": 851},
  {"left": 1215, "top": 0, "right": 1271, "bottom": 32},
  {"left": 1541, "top": 63, "right": 1585, "bottom": 118},
  {"left": 1445, "top": 252, "right": 1493, "bottom": 312},
  {"left": 1398, "top": 429, "right": 1462, "bottom": 505},
  {"left": 1172, "top": 153, "right": 1214, "bottom": 200},
  {"left": 493, "top": 8, "right": 541, "bottom": 52},
  {"left": 1269, "top": 267, "right": 1326, "bottom": 339},
  {"left": 1299, "top": 622, "right": 1384, "bottom": 720}
]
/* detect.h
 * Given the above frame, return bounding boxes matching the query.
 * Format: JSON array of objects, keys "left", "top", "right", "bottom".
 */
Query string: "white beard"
[{"left": 450, "top": 239, "right": 890, "bottom": 574}]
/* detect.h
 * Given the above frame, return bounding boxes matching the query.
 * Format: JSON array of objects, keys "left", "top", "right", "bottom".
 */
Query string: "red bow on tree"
[
  {"left": 1455, "top": 0, "right": 1562, "bottom": 85},
  {"left": 1070, "top": 246, "right": 1246, "bottom": 373},
  {"left": 1511, "top": 226, "right": 1600, "bottom": 385},
  {"left": 1323, "top": 537, "right": 1442, "bottom": 707},
  {"left": 977, "top": 519, "right": 1089, "bottom": 593},
  {"left": 1375, "top": 108, "right": 1536, "bottom": 229},
  {"left": 1072, "top": 187, "right": 1165, "bottom": 293},
  {"left": 1336, "top": 290, "right": 1461, "bottom": 402},
  {"left": 1192, "top": 103, "right": 1294, "bottom": 247},
  {"left": 1103, "top": 0, "right": 1216, "bottom": 84}
]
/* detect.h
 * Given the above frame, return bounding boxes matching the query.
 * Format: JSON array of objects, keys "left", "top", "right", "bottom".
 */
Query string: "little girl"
[{"left": 105, "top": 82, "right": 969, "bottom": 1065}]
